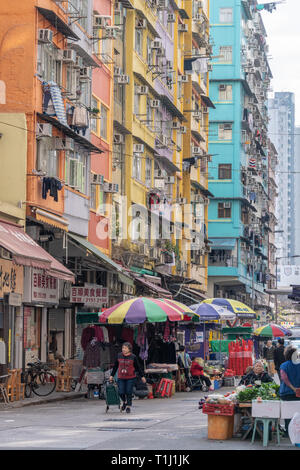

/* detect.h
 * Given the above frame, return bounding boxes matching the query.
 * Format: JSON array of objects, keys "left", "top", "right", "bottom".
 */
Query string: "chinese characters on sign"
[
  {"left": 31, "top": 268, "right": 59, "bottom": 304},
  {"left": 0, "top": 258, "right": 23, "bottom": 298},
  {"left": 70, "top": 284, "right": 108, "bottom": 307}
]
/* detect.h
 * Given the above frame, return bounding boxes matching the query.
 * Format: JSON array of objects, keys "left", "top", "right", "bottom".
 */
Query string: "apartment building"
[{"left": 207, "top": 0, "right": 276, "bottom": 313}]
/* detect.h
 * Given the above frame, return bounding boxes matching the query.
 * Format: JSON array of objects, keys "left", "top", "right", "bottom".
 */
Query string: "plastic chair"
[{"left": 251, "top": 417, "right": 280, "bottom": 447}]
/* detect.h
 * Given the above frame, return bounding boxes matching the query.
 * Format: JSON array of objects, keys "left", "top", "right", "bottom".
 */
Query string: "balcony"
[{"left": 209, "top": 255, "right": 238, "bottom": 268}]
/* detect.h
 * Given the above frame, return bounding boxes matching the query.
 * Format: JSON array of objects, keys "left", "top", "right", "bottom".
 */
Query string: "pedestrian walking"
[
  {"left": 274, "top": 338, "right": 285, "bottom": 382},
  {"left": 109, "top": 342, "right": 146, "bottom": 414},
  {"left": 279, "top": 345, "right": 300, "bottom": 436},
  {"left": 263, "top": 339, "right": 276, "bottom": 376},
  {"left": 177, "top": 345, "right": 192, "bottom": 391}
]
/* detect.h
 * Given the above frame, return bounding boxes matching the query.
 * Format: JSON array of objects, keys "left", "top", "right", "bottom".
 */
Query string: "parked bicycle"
[{"left": 24, "top": 358, "right": 56, "bottom": 398}]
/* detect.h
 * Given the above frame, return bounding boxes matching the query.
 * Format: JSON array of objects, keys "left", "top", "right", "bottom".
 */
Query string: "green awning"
[
  {"left": 210, "top": 238, "right": 236, "bottom": 250},
  {"left": 210, "top": 340, "right": 232, "bottom": 353},
  {"left": 76, "top": 312, "right": 99, "bottom": 324},
  {"left": 68, "top": 233, "right": 134, "bottom": 287}
]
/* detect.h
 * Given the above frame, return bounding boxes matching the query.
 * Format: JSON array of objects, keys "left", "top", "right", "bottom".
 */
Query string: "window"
[
  {"left": 91, "top": 96, "right": 99, "bottom": 133},
  {"left": 70, "top": 0, "right": 88, "bottom": 31},
  {"left": 219, "top": 84, "right": 232, "bottom": 101},
  {"left": 218, "top": 123, "right": 232, "bottom": 140},
  {"left": 134, "top": 92, "right": 140, "bottom": 116},
  {"left": 220, "top": 8, "right": 233, "bottom": 23},
  {"left": 100, "top": 104, "right": 108, "bottom": 140},
  {"left": 219, "top": 46, "right": 232, "bottom": 63},
  {"left": 65, "top": 150, "right": 87, "bottom": 193},
  {"left": 135, "top": 27, "right": 143, "bottom": 57},
  {"left": 218, "top": 202, "right": 231, "bottom": 218},
  {"left": 145, "top": 156, "right": 152, "bottom": 188},
  {"left": 218, "top": 164, "right": 232, "bottom": 179},
  {"left": 36, "top": 138, "right": 59, "bottom": 177},
  {"left": 90, "top": 182, "right": 97, "bottom": 210},
  {"left": 133, "top": 153, "right": 142, "bottom": 181},
  {"left": 147, "top": 37, "right": 153, "bottom": 65},
  {"left": 79, "top": 79, "right": 91, "bottom": 108},
  {"left": 37, "top": 43, "right": 62, "bottom": 85}
]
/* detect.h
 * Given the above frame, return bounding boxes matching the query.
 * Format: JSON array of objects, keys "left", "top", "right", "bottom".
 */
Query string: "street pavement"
[{"left": 0, "top": 387, "right": 298, "bottom": 451}]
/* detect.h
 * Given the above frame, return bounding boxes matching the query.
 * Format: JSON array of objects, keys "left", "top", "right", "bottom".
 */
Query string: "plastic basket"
[{"left": 202, "top": 403, "right": 235, "bottom": 416}]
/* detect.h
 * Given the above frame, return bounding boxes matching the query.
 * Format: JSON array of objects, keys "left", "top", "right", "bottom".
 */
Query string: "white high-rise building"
[{"left": 268, "top": 92, "right": 295, "bottom": 264}]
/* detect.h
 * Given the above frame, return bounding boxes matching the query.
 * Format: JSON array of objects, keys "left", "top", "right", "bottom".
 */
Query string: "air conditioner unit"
[
  {"left": 53, "top": 137, "right": 74, "bottom": 151},
  {"left": 150, "top": 99, "right": 160, "bottom": 108},
  {"left": 166, "top": 176, "right": 175, "bottom": 184},
  {"left": 192, "top": 146, "right": 202, "bottom": 154},
  {"left": 157, "top": 0, "right": 168, "bottom": 9},
  {"left": 104, "top": 27, "right": 118, "bottom": 39},
  {"left": 178, "top": 75, "right": 188, "bottom": 83},
  {"left": 74, "top": 56, "right": 84, "bottom": 69},
  {"left": 224, "top": 201, "right": 231, "bottom": 208},
  {"left": 219, "top": 84, "right": 226, "bottom": 91},
  {"left": 136, "top": 85, "right": 149, "bottom": 95},
  {"left": 93, "top": 15, "right": 110, "bottom": 28},
  {"left": 62, "top": 49, "right": 77, "bottom": 63},
  {"left": 36, "top": 123, "right": 52, "bottom": 138},
  {"left": 172, "top": 121, "right": 180, "bottom": 129},
  {"left": 154, "top": 178, "right": 165, "bottom": 189},
  {"left": 117, "top": 75, "right": 130, "bottom": 84},
  {"left": 136, "top": 18, "right": 147, "bottom": 29},
  {"left": 113, "top": 133, "right": 124, "bottom": 144},
  {"left": 139, "top": 244, "right": 148, "bottom": 256},
  {"left": 151, "top": 40, "right": 162, "bottom": 49},
  {"left": 193, "top": 194, "right": 203, "bottom": 203},
  {"left": 193, "top": 111, "right": 202, "bottom": 121},
  {"left": 194, "top": 14, "right": 202, "bottom": 22},
  {"left": 79, "top": 67, "right": 90, "bottom": 80},
  {"left": 91, "top": 174, "right": 104, "bottom": 185},
  {"left": 202, "top": 107, "right": 208, "bottom": 114},
  {"left": 133, "top": 143, "right": 144, "bottom": 153},
  {"left": 38, "top": 29, "right": 53, "bottom": 44},
  {"left": 166, "top": 60, "right": 173, "bottom": 70},
  {"left": 156, "top": 47, "right": 165, "bottom": 57},
  {"left": 178, "top": 23, "right": 188, "bottom": 32},
  {"left": 180, "top": 126, "right": 187, "bottom": 134},
  {"left": 114, "top": 66, "right": 122, "bottom": 77},
  {"left": 167, "top": 13, "right": 176, "bottom": 23}
]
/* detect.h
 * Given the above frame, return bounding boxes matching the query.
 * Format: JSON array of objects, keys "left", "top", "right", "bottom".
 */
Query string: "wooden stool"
[
  {"left": 251, "top": 417, "right": 280, "bottom": 447},
  {"left": 56, "top": 364, "right": 72, "bottom": 392},
  {"left": 6, "top": 370, "right": 17, "bottom": 402},
  {"left": 15, "top": 369, "right": 25, "bottom": 400}
]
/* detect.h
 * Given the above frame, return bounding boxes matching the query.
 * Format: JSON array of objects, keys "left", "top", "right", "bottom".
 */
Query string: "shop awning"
[
  {"left": 210, "top": 238, "right": 236, "bottom": 250},
  {"left": 67, "top": 232, "right": 134, "bottom": 287},
  {"left": 131, "top": 274, "right": 172, "bottom": 298},
  {"left": 37, "top": 7, "right": 79, "bottom": 40},
  {"left": 76, "top": 312, "right": 100, "bottom": 324},
  {"left": 0, "top": 220, "right": 75, "bottom": 282},
  {"left": 34, "top": 208, "right": 69, "bottom": 232}
]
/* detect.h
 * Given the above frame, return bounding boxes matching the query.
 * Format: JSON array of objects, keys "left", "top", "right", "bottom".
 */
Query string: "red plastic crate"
[{"left": 202, "top": 403, "right": 235, "bottom": 416}]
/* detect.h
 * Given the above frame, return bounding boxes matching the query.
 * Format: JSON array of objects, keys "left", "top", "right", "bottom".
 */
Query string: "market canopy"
[
  {"left": 99, "top": 297, "right": 196, "bottom": 324},
  {"left": 202, "top": 298, "right": 256, "bottom": 316},
  {"left": 189, "top": 303, "right": 236, "bottom": 321},
  {"left": 0, "top": 220, "right": 75, "bottom": 282}
]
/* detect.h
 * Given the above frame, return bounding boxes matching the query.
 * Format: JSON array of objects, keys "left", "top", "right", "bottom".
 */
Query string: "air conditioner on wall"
[
  {"left": 36, "top": 123, "right": 52, "bottom": 138},
  {"left": 167, "top": 13, "right": 176, "bottom": 23},
  {"left": 178, "top": 75, "right": 189, "bottom": 83},
  {"left": 114, "top": 66, "right": 122, "bottom": 77},
  {"left": 133, "top": 143, "right": 144, "bottom": 153},
  {"left": 117, "top": 75, "right": 130, "bottom": 84},
  {"left": 178, "top": 23, "right": 188, "bottom": 32},
  {"left": 151, "top": 40, "right": 162, "bottom": 49},
  {"left": 62, "top": 49, "right": 77, "bottom": 64},
  {"left": 150, "top": 99, "right": 160, "bottom": 108},
  {"left": 166, "top": 176, "right": 175, "bottom": 184},
  {"left": 172, "top": 121, "right": 180, "bottom": 129},
  {"left": 179, "top": 126, "right": 187, "bottom": 134},
  {"left": 113, "top": 133, "right": 124, "bottom": 144},
  {"left": 93, "top": 15, "right": 110, "bottom": 28},
  {"left": 136, "top": 85, "right": 149, "bottom": 95},
  {"left": 91, "top": 174, "right": 104, "bottom": 185},
  {"left": 38, "top": 29, "right": 53, "bottom": 44},
  {"left": 136, "top": 18, "right": 147, "bottom": 29}
]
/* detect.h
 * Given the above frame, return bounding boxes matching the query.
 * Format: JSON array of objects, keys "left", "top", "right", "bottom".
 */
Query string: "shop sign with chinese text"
[
  {"left": 70, "top": 284, "right": 108, "bottom": 307},
  {"left": 31, "top": 268, "right": 59, "bottom": 304},
  {"left": 0, "top": 258, "right": 23, "bottom": 298}
]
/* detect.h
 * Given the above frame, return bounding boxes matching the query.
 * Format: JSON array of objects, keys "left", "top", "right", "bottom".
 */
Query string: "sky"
[{"left": 260, "top": 0, "right": 300, "bottom": 125}]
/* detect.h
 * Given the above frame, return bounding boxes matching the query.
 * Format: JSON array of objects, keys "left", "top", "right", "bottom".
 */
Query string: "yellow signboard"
[{"left": 0, "top": 258, "right": 23, "bottom": 298}]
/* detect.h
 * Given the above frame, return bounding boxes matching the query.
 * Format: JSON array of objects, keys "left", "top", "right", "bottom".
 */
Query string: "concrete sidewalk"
[{"left": 0, "top": 390, "right": 87, "bottom": 409}]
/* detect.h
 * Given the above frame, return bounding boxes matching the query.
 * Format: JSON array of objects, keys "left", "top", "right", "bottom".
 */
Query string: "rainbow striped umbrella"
[
  {"left": 202, "top": 298, "right": 256, "bottom": 315},
  {"left": 253, "top": 323, "right": 292, "bottom": 337},
  {"left": 98, "top": 297, "right": 196, "bottom": 324}
]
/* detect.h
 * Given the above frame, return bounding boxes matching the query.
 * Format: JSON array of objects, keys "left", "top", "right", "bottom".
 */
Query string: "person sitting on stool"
[{"left": 191, "top": 358, "right": 212, "bottom": 389}]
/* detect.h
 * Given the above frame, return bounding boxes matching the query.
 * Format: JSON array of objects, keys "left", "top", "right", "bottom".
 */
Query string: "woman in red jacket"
[
  {"left": 191, "top": 358, "right": 212, "bottom": 389},
  {"left": 110, "top": 342, "right": 146, "bottom": 414}
]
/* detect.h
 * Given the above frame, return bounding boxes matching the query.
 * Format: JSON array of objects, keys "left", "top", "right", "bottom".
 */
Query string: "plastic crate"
[
  {"left": 202, "top": 403, "right": 235, "bottom": 416},
  {"left": 224, "top": 377, "right": 235, "bottom": 387}
]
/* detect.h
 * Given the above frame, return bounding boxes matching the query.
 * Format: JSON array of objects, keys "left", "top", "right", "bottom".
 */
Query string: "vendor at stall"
[
  {"left": 191, "top": 358, "right": 212, "bottom": 389},
  {"left": 239, "top": 360, "right": 273, "bottom": 386}
]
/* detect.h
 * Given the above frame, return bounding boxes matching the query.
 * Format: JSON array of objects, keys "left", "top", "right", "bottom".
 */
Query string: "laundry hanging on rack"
[
  {"left": 70, "top": 105, "right": 89, "bottom": 136},
  {"left": 42, "top": 177, "right": 63, "bottom": 202},
  {"left": 43, "top": 81, "right": 68, "bottom": 126}
]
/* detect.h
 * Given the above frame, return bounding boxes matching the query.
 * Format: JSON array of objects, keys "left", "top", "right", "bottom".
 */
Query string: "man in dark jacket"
[
  {"left": 274, "top": 338, "right": 285, "bottom": 379},
  {"left": 263, "top": 340, "right": 276, "bottom": 376}
]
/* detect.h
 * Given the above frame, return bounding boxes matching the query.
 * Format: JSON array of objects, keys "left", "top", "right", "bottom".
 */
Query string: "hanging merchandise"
[{"left": 81, "top": 326, "right": 96, "bottom": 351}]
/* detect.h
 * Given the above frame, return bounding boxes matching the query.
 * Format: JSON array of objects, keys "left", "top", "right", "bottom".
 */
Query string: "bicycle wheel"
[
  {"left": 24, "top": 372, "right": 33, "bottom": 398},
  {"left": 32, "top": 371, "right": 56, "bottom": 397}
]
